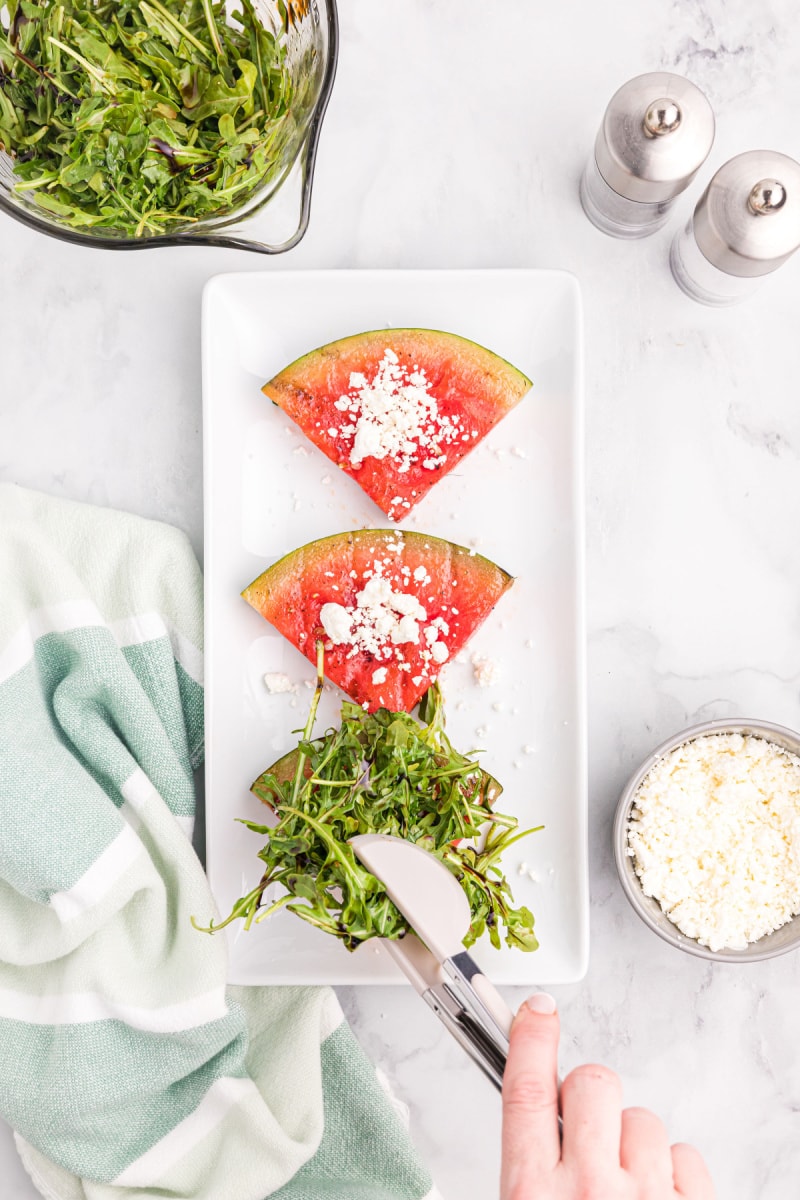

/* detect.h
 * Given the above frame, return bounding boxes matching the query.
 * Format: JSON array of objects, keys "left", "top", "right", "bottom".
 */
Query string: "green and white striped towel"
[{"left": 0, "top": 483, "right": 437, "bottom": 1200}]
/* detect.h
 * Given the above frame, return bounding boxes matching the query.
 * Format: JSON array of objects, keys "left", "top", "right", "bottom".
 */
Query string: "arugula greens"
[
  {"left": 0, "top": 0, "right": 299, "bottom": 235},
  {"left": 195, "top": 644, "right": 540, "bottom": 954}
]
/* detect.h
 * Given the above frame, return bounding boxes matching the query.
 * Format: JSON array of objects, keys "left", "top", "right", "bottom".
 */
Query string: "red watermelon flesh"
[
  {"left": 263, "top": 329, "right": 532, "bottom": 520},
  {"left": 242, "top": 529, "right": 514, "bottom": 712}
]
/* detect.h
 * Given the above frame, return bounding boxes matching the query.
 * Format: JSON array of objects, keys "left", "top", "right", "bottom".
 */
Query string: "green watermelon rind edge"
[
  {"left": 241, "top": 528, "right": 514, "bottom": 609},
  {"left": 263, "top": 327, "right": 533, "bottom": 395}
]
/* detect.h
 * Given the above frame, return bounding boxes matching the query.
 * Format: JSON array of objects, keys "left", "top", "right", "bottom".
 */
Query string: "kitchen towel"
[{"left": 0, "top": 483, "right": 437, "bottom": 1200}]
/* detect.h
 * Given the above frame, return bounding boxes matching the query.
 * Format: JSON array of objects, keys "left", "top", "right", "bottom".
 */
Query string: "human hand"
[{"left": 501, "top": 994, "right": 715, "bottom": 1199}]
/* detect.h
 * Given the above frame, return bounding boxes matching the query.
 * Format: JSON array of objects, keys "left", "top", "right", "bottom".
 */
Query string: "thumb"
[{"left": 502, "top": 993, "right": 561, "bottom": 1191}]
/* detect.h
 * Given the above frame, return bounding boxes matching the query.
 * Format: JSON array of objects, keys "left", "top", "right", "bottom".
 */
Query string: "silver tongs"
[{"left": 350, "top": 833, "right": 514, "bottom": 1092}]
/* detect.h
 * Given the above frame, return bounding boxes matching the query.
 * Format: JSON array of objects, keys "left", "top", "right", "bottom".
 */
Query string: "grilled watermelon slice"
[
  {"left": 263, "top": 329, "right": 532, "bottom": 520},
  {"left": 242, "top": 529, "right": 513, "bottom": 712}
]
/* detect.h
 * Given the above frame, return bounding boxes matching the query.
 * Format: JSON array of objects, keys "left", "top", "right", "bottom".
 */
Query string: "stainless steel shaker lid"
[
  {"left": 693, "top": 150, "right": 800, "bottom": 277},
  {"left": 595, "top": 72, "right": 715, "bottom": 203}
]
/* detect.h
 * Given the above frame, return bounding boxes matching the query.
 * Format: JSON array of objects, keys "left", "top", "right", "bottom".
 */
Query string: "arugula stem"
[
  {"left": 253, "top": 891, "right": 295, "bottom": 925},
  {"left": 46, "top": 37, "right": 117, "bottom": 94},
  {"left": 11, "top": 46, "right": 79, "bottom": 99},
  {"left": 108, "top": 183, "right": 156, "bottom": 232},
  {"left": 478, "top": 823, "right": 544, "bottom": 868},
  {"left": 287, "top": 904, "right": 341, "bottom": 937},
  {"left": 143, "top": 0, "right": 213, "bottom": 61},
  {"left": 13, "top": 175, "right": 58, "bottom": 192},
  {"left": 200, "top": 0, "right": 225, "bottom": 61},
  {"left": 289, "top": 639, "right": 324, "bottom": 803}
]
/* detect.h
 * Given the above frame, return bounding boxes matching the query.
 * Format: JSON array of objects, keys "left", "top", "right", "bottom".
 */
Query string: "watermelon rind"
[{"left": 268, "top": 328, "right": 532, "bottom": 393}]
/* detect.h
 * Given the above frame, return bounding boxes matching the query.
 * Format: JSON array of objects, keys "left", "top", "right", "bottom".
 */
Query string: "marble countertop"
[{"left": 3, "top": 1, "right": 800, "bottom": 1196}]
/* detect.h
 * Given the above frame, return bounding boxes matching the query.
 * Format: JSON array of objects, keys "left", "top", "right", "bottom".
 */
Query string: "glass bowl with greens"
[{"left": 0, "top": 0, "right": 337, "bottom": 252}]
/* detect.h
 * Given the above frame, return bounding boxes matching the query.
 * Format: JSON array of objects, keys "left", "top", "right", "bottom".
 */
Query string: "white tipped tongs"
[{"left": 350, "top": 833, "right": 515, "bottom": 1092}]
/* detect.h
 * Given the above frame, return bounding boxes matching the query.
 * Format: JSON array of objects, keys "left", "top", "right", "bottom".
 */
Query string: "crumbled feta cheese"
[
  {"left": 351, "top": 421, "right": 384, "bottom": 464},
  {"left": 312, "top": 539, "right": 456, "bottom": 686},
  {"left": 393, "top": 615, "right": 421, "bottom": 644},
  {"left": 330, "top": 348, "right": 466, "bottom": 475},
  {"left": 628, "top": 733, "right": 800, "bottom": 952},
  {"left": 320, "top": 559, "right": 428, "bottom": 666},
  {"left": 319, "top": 602, "right": 353, "bottom": 644},
  {"left": 472, "top": 654, "right": 499, "bottom": 687},
  {"left": 517, "top": 862, "right": 540, "bottom": 882},
  {"left": 263, "top": 672, "right": 296, "bottom": 695},
  {"left": 385, "top": 589, "right": 426, "bottom": 619},
  {"left": 372, "top": 666, "right": 388, "bottom": 685}
]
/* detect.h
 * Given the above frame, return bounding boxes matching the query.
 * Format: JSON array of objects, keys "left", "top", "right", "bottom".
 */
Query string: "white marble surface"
[{"left": 3, "top": 1, "right": 800, "bottom": 1196}]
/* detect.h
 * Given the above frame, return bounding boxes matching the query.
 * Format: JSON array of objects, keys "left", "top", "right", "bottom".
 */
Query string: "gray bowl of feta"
[{"left": 613, "top": 718, "right": 800, "bottom": 962}]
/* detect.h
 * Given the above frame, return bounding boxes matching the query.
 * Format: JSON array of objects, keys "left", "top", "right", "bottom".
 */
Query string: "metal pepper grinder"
[
  {"left": 670, "top": 150, "right": 800, "bottom": 304},
  {"left": 580, "top": 72, "right": 715, "bottom": 239}
]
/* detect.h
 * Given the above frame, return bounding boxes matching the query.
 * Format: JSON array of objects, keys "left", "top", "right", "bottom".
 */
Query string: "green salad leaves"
[
  {"left": 0, "top": 0, "right": 298, "bottom": 235},
  {"left": 196, "top": 645, "right": 540, "bottom": 954}
]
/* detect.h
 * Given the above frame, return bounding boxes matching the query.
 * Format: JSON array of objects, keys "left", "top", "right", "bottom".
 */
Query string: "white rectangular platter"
[{"left": 203, "top": 269, "right": 588, "bottom": 985}]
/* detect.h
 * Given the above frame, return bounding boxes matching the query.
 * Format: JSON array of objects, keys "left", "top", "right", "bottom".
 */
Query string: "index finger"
[{"left": 501, "top": 993, "right": 561, "bottom": 1195}]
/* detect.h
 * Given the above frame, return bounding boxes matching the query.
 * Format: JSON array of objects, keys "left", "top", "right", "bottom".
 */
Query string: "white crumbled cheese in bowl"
[{"left": 627, "top": 732, "right": 800, "bottom": 953}]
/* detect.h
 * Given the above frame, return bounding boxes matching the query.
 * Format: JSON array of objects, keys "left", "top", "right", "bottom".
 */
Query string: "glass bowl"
[
  {"left": 613, "top": 717, "right": 800, "bottom": 963},
  {"left": 0, "top": 0, "right": 338, "bottom": 254}
]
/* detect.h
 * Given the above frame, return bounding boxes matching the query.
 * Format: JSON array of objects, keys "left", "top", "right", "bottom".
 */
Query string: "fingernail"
[{"left": 524, "top": 991, "right": 557, "bottom": 1015}]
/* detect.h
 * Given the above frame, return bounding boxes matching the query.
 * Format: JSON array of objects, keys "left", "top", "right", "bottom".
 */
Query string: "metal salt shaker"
[
  {"left": 670, "top": 150, "right": 800, "bottom": 305},
  {"left": 580, "top": 72, "right": 715, "bottom": 239}
]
